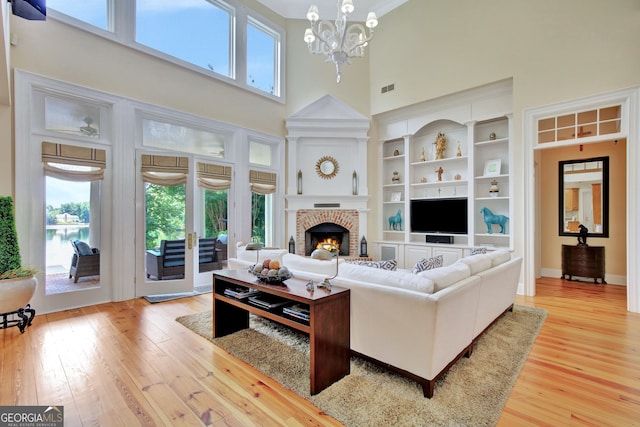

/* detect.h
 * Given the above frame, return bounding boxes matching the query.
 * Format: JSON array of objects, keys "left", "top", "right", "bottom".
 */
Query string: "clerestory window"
[{"left": 46, "top": 0, "right": 284, "bottom": 101}]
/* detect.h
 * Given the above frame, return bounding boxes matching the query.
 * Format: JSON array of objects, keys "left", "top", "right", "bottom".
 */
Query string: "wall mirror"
[{"left": 558, "top": 156, "right": 609, "bottom": 237}]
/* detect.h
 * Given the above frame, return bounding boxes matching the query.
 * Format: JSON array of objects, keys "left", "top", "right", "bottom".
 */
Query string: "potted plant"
[{"left": 0, "top": 195, "right": 37, "bottom": 330}]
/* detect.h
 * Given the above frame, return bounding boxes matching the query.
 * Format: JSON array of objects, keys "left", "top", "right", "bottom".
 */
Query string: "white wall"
[{"left": 366, "top": 0, "right": 640, "bottom": 260}]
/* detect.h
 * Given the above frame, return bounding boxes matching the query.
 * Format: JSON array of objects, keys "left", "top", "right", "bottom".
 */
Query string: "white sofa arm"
[{"left": 472, "top": 257, "right": 522, "bottom": 339}]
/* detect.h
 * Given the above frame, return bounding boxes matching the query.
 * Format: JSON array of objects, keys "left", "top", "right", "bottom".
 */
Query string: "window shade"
[
  {"left": 141, "top": 154, "right": 188, "bottom": 186},
  {"left": 249, "top": 170, "right": 277, "bottom": 195},
  {"left": 42, "top": 141, "right": 106, "bottom": 181},
  {"left": 197, "top": 162, "right": 232, "bottom": 191}
]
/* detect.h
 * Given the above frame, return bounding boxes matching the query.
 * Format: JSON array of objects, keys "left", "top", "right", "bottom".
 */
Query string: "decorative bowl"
[{"left": 248, "top": 266, "right": 293, "bottom": 284}]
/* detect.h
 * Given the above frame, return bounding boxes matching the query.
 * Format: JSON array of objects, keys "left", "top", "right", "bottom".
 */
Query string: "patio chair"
[{"left": 69, "top": 240, "right": 100, "bottom": 283}]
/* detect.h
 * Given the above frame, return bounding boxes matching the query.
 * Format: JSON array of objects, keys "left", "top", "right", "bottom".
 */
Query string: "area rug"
[
  {"left": 143, "top": 284, "right": 212, "bottom": 303},
  {"left": 176, "top": 305, "right": 546, "bottom": 426}
]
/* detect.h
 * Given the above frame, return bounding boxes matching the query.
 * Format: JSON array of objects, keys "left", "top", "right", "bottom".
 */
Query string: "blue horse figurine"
[
  {"left": 388, "top": 209, "right": 402, "bottom": 231},
  {"left": 480, "top": 207, "right": 508, "bottom": 234}
]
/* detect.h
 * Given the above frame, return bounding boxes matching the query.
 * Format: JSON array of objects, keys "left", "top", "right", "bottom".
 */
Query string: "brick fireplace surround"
[{"left": 295, "top": 209, "right": 359, "bottom": 257}]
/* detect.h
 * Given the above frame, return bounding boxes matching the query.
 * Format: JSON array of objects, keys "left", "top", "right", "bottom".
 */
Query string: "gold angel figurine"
[{"left": 433, "top": 132, "right": 447, "bottom": 160}]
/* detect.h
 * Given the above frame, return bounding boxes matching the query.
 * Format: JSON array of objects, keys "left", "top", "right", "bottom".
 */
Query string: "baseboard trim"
[{"left": 540, "top": 268, "right": 626, "bottom": 285}]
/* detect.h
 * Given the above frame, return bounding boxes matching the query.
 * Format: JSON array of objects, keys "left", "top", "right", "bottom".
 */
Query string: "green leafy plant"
[{"left": 0, "top": 196, "right": 37, "bottom": 280}]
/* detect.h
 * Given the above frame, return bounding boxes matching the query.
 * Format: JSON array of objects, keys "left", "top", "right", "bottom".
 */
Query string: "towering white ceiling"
[{"left": 255, "top": 0, "right": 408, "bottom": 21}]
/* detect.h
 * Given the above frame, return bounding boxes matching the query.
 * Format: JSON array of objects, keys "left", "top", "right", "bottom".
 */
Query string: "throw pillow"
[
  {"left": 347, "top": 259, "right": 398, "bottom": 271},
  {"left": 470, "top": 247, "right": 487, "bottom": 255},
  {"left": 74, "top": 240, "right": 93, "bottom": 256},
  {"left": 412, "top": 255, "right": 443, "bottom": 274}
]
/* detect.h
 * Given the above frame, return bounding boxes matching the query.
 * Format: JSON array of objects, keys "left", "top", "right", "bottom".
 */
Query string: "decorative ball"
[
  {"left": 278, "top": 267, "right": 290, "bottom": 278},
  {"left": 269, "top": 260, "right": 280, "bottom": 269},
  {"left": 261, "top": 268, "right": 269, "bottom": 275},
  {"left": 262, "top": 259, "right": 271, "bottom": 268},
  {"left": 253, "top": 264, "right": 262, "bottom": 274},
  {"left": 310, "top": 248, "right": 333, "bottom": 260}
]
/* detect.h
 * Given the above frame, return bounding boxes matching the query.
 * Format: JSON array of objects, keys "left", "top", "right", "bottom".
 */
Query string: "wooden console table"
[
  {"left": 212, "top": 269, "right": 350, "bottom": 395},
  {"left": 561, "top": 244, "right": 606, "bottom": 284}
]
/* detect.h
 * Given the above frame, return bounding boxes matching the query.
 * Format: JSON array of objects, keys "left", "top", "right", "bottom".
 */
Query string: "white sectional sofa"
[{"left": 279, "top": 250, "right": 523, "bottom": 398}]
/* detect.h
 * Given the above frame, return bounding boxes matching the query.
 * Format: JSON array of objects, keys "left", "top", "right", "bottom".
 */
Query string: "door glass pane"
[
  {"left": 251, "top": 192, "right": 266, "bottom": 244},
  {"left": 204, "top": 188, "right": 228, "bottom": 239},
  {"left": 136, "top": 0, "right": 232, "bottom": 78},
  {"left": 145, "top": 182, "right": 186, "bottom": 280},
  {"left": 45, "top": 176, "right": 100, "bottom": 294},
  {"left": 251, "top": 192, "right": 274, "bottom": 247},
  {"left": 201, "top": 188, "right": 228, "bottom": 270}
]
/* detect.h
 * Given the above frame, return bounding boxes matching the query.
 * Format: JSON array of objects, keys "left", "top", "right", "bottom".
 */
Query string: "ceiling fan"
[
  {"left": 79, "top": 117, "right": 98, "bottom": 137},
  {"left": 48, "top": 116, "right": 99, "bottom": 137}
]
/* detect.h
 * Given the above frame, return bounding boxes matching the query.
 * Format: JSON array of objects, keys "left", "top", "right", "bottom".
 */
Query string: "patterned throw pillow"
[
  {"left": 470, "top": 247, "right": 487, "bottom": 255},
  {"left": 412, "top": 255, "right": 444, "bottom": 274},
  {"left": 347, "top": 259, "right": 398, "bottom": 271}
]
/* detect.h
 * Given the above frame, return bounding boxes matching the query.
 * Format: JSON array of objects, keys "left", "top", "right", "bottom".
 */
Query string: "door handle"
[{"left": 187, "top": 233, "right": 193, "bottom": 249}]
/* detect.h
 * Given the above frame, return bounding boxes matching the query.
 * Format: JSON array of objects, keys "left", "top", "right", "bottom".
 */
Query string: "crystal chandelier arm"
[{"left": 343, "top": 23, "right": 373, "bottom": 56}]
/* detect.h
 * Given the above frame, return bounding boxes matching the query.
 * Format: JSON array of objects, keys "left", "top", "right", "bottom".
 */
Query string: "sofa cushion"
[
  {"left": 74, "top": 240, "right": 93, "bottom": 256},
  {"left": 237, "top": 245, "right": 288, "bottom": 264},
  {"left": 282, "top": 253, "right": 344, "bottom": 276},
  {"left": 488, "top": 249, "right": 511, "bottom": 267},
  {"left": 457, "top": 253, "right": 492, "bottom": 275},
  {"left": 417, "top": 261, "right": 471, "bottom": 292},
  {"left": 412, "top": 255, "right": 443, "bottom": 274},
  {"left": 347, "top": 259, "right": 398, "bottom": 270},
  {"left": 338, "top": 262, "right": 434, "bottom": 293}
]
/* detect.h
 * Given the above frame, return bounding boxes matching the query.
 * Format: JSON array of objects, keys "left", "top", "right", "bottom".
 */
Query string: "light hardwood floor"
[{"left": 1, "top": 277, "right": 639, "bottom": 426}]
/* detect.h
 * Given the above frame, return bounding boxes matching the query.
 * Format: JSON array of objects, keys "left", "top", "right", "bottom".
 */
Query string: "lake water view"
[{"left": 46, "top": 225, "right": 90, "bottom": 274}]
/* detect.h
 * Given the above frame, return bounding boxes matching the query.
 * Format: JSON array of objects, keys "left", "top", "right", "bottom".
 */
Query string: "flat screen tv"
[{"left": 410, "top": 198, "right": 468, "bottom": 234}]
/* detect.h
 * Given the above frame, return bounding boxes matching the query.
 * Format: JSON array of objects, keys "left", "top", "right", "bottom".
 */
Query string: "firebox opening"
[{"left": 305, "top": 222, "right": 350, "bottom": 256}]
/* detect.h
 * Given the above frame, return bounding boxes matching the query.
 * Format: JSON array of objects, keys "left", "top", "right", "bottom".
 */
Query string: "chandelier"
[{"left": 304, "top": 0, "right": 378, "bottom": 83}]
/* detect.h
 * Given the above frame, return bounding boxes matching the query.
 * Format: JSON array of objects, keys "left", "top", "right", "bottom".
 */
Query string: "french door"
[{"left": 135, "top": 151, "right": 227, "bottom": 296}]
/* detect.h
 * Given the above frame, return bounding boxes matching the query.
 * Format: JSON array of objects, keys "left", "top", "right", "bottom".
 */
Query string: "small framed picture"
[
  {"left": 390, "top": 191, "right": 402, "bottom": 202},
  {"left": 483, "top": 159, "right": 502, "bottom": 177}
]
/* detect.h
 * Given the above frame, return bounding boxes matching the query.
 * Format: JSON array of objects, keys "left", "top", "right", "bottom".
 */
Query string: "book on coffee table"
[
  {"left": 248, "top": 293, "right": 290, "bottom": 310},
  {"left": 283, "top": 303, "right": 310, "bottom": 321},
  {"left": 224, "top": 287, "right": 260, "bottom": 299}
]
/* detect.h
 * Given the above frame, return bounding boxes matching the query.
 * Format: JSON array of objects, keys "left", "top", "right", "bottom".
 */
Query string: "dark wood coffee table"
[{"left": 212, "top": 269, "right": 350, "bottom": 395}]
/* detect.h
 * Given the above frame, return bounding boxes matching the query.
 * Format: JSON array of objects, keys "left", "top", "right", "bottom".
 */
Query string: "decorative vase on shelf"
[
  {"left": 391, "top": 171, "right": 400, "bottom": 182},
  {"left": 489, "top": 132, "right": 497, "bottom": 141},
  {"left": 489, "top": 180, "right": 500, "bottom": 197}
]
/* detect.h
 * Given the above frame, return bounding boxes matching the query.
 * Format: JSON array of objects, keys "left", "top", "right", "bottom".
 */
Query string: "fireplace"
[
  {"left": 305, "top": 222, "right": 350, "bottom": 256},
  {"left": 294, "top": 209, "right": 360, "bottom": 258}
]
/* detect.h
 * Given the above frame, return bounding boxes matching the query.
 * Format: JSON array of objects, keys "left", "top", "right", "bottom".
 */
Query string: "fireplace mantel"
[
  {"left": 285, "top": 195, "right": 371, "bottom": 211},
  {"left": 285, "top": 95, "right": 372, "bottom": 250}
]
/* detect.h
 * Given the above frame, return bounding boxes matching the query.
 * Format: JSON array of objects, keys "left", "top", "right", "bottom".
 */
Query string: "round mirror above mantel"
[{"left": 315, "top": 156, "right": 339, "bottom": 179}]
